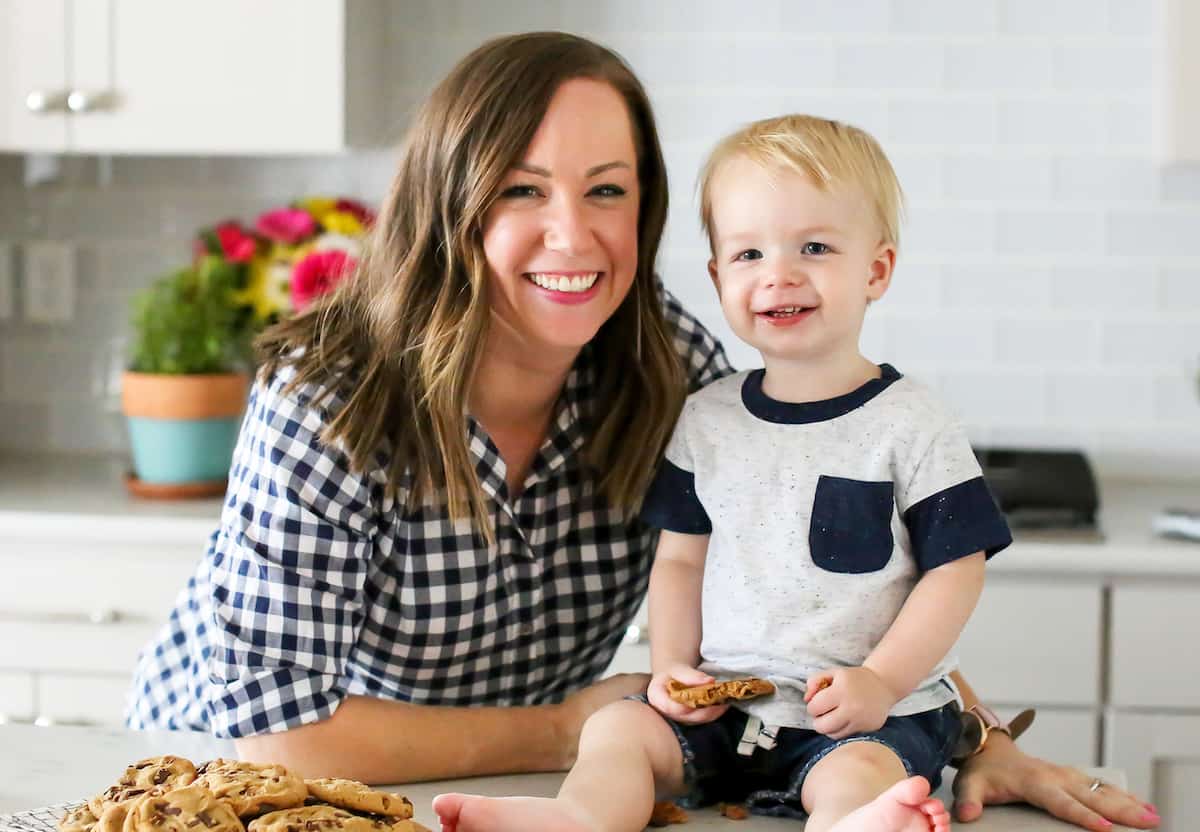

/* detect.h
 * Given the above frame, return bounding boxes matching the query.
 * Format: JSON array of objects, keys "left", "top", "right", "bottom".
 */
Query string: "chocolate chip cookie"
[
  {"left": 303, "top": 780, "right": 413, "bottom": 819},
  {"left": 667, "top": 677, "right": 775, "bottom": 708},
  {"left": 194, "top": 758, "right": 307, "bottom": 818},
  {"left": 58, "top": 804, "right": 99, "bottom": 832},
  {"left": 121, "top": 785, "right": 242, "bottom": 832},
  {"left": 87, "top": 756, "right": 197, "bottom": 816},
  {"left": 247, "top": 805, "right": 398, "bottom": 832}
]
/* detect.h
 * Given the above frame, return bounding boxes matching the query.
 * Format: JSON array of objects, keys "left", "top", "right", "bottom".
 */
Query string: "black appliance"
[{"left": 972, "top": 447, "right": 1099, "bottom": 530}]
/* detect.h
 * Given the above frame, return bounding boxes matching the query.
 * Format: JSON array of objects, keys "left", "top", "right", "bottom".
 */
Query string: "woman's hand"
[
  {"left": 952, "top": 733, "right": 1161, "bottom": 831},
  {"left": 647, "top": 664, "right": 728, "bottom": 725}
]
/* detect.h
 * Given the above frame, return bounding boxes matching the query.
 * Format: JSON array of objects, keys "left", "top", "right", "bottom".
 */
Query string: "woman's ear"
[{"left": 866, "top": 243, "right": 896, "bottom": 301}]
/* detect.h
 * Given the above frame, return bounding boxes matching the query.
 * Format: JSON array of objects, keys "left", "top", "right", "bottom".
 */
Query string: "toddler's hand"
[
  {"left": 804, "top": 666, "right": 896, "bottom": 739},
  {"left": 648, "top": 665, "right": 729, "bottom": 725}
]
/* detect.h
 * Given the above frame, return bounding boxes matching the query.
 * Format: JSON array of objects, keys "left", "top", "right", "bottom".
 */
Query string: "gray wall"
[{"left": 1, "top": 0, "right": 1197, "bottom": 478}]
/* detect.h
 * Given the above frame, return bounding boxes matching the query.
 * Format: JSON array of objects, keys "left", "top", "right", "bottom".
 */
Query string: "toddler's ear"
[
  {"left": 866, "top": 243, "right": 896, "bottom": 300},
  {"left": 708, "top": 259, "right": 721, "bottom": 294}
]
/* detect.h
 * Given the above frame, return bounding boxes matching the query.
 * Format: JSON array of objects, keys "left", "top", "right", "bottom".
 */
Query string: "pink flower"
[
  {"left": 255, "top": 208, "right": 317, "bottom": 245},
  {"left": 215, "top": 221, "right": 258, "bottom": 263},
  {"left": 335, "top": 198, "right": 375, "bottom": 228},
  {"left": 290, "top": 249, "right": 357, "bottom": 311}
]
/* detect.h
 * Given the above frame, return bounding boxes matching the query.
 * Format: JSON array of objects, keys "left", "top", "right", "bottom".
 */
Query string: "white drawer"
[
  {"left": 37, "top": 673, "right": 131, "bottom": 726},
  {"left": 955, "top": 576, "right": 1102, "bottom": 707},
  {"left": 1111, "top": 582, "right": 1200, "bottom": 709},
  {"left": 605, "top": 642, "right": 650, "bottom": 676},
  {"left": 0, "top": 540, "right": 197, "bottom": 621},
  {"left": 0, "top": 671, "right": 36, "bottom": 721},
  {"left": 0, "top": 618, "right": 162, "bottom": 674}
]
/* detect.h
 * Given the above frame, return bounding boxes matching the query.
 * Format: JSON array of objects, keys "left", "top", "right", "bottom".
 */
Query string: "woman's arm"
[
  {"left": 234, "top": 673, "right": 649, "bottom": 784},
  {"left": 948, "top": 670, "right": 1160, "bottom": 830}
]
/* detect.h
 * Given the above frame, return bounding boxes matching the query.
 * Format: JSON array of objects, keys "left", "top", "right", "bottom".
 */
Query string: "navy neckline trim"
[{"left": 741, "top": 364, "right": 902, "bottom": 424}]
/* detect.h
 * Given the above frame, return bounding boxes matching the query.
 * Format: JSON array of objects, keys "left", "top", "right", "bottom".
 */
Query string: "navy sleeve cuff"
[
  {"left": 903, "top": 476, "right": 1012, "bottom": 571},
  {"left": 641, "top": 458, "right": 712, "bottom": 534}
]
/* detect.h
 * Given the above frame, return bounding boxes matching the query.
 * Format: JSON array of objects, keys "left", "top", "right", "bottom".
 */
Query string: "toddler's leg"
[
  {"left": 800, "top": 741, "right": 950, "bottom": 832},
  {"left": 433, "top": 699, "right": 686, "bottom": 832}
]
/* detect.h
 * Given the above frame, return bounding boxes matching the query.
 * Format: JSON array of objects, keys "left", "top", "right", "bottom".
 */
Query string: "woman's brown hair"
[{"left": 258, "top": 31, "right": 686, "bottom": 540}]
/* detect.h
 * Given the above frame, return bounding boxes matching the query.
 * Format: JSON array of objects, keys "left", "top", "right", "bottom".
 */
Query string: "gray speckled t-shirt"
[{"left": 641, "top": 364, "right": 1011, "bottom": 729}]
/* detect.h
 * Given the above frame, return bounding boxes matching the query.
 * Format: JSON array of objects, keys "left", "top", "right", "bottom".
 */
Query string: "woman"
[{"left": 128, "top": 31, "right": 1157, "bottom": 831}]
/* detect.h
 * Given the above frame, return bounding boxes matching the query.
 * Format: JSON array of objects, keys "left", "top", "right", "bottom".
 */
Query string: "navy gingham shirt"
[{"left": 126, "top": 289, "right": 731, "bottom": 738}]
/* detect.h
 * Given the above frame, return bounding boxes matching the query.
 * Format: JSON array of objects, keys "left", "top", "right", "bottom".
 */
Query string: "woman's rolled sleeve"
[{"left": 203, "top": 370, "right": 381, "bottom": 738}]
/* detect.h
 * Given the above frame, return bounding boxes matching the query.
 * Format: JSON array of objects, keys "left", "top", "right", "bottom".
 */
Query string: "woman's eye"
[
  {"left": 735, "top": 249, "right": 764, "bottom": 262},
  {"left": 589, "top": 184, "right": 626, "bottom": 197},
  {"left": 501, "top": 184, "right": 541, "bottom": 198},
  {"left": 802, "top": 242, "right": 830, "bottom": 255}
]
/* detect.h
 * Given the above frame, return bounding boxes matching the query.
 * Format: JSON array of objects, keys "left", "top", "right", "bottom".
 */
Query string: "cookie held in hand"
[
  {"left": 667, "top": 677, "right": 775, "bottom": 708},
  {"left": 304, "top": 778, "right": 413, "bottom": 819}
]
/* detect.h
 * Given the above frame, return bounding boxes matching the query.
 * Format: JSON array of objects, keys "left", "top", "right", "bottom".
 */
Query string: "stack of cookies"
[{"left": 58, "top": 756, "right": 429, "bottom": 832}]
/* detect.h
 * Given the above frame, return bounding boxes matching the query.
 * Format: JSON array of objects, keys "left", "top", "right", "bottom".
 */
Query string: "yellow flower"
[
  {"left": 299, "top": 197, "right": 336, "bottom": 218},
  {"left": 232, "top": 254, "right": 292, "bottom": 321},
  {"left": 320, "top": 210, "right": 365, "bottom": 236}
]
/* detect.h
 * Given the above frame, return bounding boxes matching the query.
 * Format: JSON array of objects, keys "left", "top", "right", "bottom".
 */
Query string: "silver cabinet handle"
[
  {"left": 25, "top": 90, "right": 70, "bottom": 113},
  {"left": 0, "top": 608, "right": 129, "bottom": 625},
  {"left": 67, "top": 89, "right": 113, "bottom": 113},
  {"left": 622, "top": 624, "right": 649, "bottom": 645}
]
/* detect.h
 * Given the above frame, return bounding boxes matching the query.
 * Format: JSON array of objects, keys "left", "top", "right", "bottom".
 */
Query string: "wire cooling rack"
[{"left": 0, "top": 802, "right": 81, "bottom": 832}]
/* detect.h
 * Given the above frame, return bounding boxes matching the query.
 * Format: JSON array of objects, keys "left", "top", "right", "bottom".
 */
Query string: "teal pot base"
[{"left": 126, "top": 416, "right": 241, "bottom": 484}]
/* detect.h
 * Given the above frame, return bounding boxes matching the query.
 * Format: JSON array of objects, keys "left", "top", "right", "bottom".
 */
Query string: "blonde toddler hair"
[{"left": 699, "top": 114, "right": 905, "bottom": 251}]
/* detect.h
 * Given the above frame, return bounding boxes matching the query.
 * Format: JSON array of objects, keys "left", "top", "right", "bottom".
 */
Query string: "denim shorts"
[{"left": 640, "top": 697, "right": 961, "bottom": 820}]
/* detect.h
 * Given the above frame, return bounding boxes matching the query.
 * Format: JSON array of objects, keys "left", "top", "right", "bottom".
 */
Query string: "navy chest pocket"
[{"left": 809, "top": 475, "right": 895, "bottom": 574}]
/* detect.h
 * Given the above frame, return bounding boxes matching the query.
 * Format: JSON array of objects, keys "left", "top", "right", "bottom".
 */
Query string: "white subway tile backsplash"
[
  {"left": 999, "top": 0, "right": 1109, "bottom": 36},
  {"left": 944, "top": 154, "right": 1054, "bottom": 201},
  {"left": 938, "top": 370, "right": 1049, "bottom": 427},
  {"left": 889, "top": 0, "right": 998, "bottom": 35},
  {"left": 1050, "top": 266, "right": 1159, "bottom": 310},
  {"left": 997, "top": 96, "right": 1106, "bottom": 148},
  {"left": 1054, "top": 156, "right": 1160, "bottom": 201},
  {"left": 779, "top": 0, "right": 892, "bottom": 34},
  {"left": 1047, "top": 372, "right": 1156, "bottom": 425},
  {"left": 883, "top": 313, "right": 997, "bottom": 364},
  {"left": 833, "top": 41, "right": 944, "bottom": 89},
  {"left": 889, "top": 97, "right": 997, "bottom": 145},
  {"left": 944, "top": 43, "right": 1054, "bottom": 92},
  {"left": 1101, "top": 321, "right": 1199, "bottom": 365},
  {"left": 1106, "top": 208, "right": 1200, "bottom": 257},
  {"left": 996, "top": 318, "right": 1100, "bottom": 365},
  {"left": 1162, "top": 268, "right": 1200, "bottom": 307},
  {"left": 0, "top": 0, "right": 1194, "bottom": 466},
  {"left": 996, "top": 210, "right": 1105, "bottom": 255},
  {"left": 1053, "top": 44, "right": 1154, "bottom": 91},
  {"left": 942, "top": 264, "right": 1052, "bottom": 311}
]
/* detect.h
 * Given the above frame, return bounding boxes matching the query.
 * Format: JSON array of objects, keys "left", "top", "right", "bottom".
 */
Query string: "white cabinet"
[
  {"left": 0, "top": 0, "right": 386, "bottom": 155},
  {"left": 0, "top": 526, "right": 204, "bottom": 727},
  {"left": 1107, "top": 712, "right": 1200, "bottom": 827}
]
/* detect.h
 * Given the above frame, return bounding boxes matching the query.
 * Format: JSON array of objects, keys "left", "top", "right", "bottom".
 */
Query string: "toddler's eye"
[
  {"left": 802, "top": 242, "right": 830, "bottom": 255},
  {"left": 735, "top": 249, "right": 763, "bottom": 262}
]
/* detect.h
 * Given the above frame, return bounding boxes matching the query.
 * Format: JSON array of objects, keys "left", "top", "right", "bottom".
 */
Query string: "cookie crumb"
[
  {"left": 648, "top": 801, "right": 689, "bottom": 826},
  {"left": 718, "top": 803, "right": 748, "bottom": 820}
]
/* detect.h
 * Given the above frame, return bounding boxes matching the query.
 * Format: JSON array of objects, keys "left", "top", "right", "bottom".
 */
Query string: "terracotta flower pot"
[{"left": 121, "top": 371, "right": 250, "bottom": 491}]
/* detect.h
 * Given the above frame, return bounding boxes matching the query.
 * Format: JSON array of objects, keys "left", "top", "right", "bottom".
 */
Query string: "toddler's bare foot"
[
  {"left": 827, "top": 776, "right": 951, "bottom": 832},
  {"left": 432, "top": 792, "right": 596, "bottom": 832}
]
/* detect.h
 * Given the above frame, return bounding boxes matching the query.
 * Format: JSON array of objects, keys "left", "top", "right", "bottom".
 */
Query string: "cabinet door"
[
  {"left": 0, "top": 0, "right": 69, "bottom": 151},
  {"left": 69, "top": 0, "right": 352, "bottom": 154},
  {"left": 1107, "top": 711, "right": 1200, "bottom": 829},
  {"left": 1110, "top": 582, "right": 1200, "bottom": 709}
]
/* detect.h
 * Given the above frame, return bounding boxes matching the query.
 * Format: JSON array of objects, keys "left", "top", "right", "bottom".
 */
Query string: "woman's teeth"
[{"left": 526, "top": 272, "right": 600, "bottom": 293}]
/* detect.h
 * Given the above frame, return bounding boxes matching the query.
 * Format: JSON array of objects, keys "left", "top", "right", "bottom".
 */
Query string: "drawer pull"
[
  {"left": 0, "top": 609, "right": 133, "bottom": 625},
  {"left": 622, "top": 624, "right": 648, "bottom": 645}
]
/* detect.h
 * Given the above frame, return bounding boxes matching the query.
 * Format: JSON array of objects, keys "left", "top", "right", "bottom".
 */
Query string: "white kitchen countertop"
[
  {"left": 0, "top": 724, "right": 1125, "bottom": 830},
  {"left": 2, "top": 453, "right": 1198, "bottom": 575}
]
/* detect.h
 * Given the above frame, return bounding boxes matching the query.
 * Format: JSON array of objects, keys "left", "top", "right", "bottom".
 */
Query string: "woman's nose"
[{"left": 544, "top": 198, "right": 597, "bottom": 254}]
